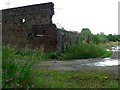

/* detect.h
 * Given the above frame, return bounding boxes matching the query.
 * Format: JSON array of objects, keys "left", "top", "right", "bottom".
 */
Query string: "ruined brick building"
[
  {"left": 2, "top": 2, "right": 79, "bottom": 52},
  {"left": 2, "top": 2, "right": 57, "bottom": 52}
]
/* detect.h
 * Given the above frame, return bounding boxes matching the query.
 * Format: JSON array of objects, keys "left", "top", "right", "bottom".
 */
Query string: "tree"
[
  {"left": 107, "top": 34, "right": 118, "bottom": 42},
  {"left": 79, "top": 28, "right": 93, "bottom": 43},
  {"left": 92, "top": 33, "right": 109, "bottom": 44}
]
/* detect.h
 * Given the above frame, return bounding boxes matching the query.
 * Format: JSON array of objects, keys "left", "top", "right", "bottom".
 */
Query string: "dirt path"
[
  {"left": 30, "top": 52, "right": 119, "bottom": 76},
  {"left": 32, "top": 58, "right": 119, "bottom": 76}
]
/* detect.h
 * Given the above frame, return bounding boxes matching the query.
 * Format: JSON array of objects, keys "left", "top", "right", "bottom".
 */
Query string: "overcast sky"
[{"left": 0, "top": 0, "right": 119, "bottom": 35}]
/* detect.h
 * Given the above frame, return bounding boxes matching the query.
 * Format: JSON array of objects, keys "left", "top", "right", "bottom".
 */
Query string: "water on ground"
[{"left": 76, "top": 58, "right": 119, "bottom": 67}]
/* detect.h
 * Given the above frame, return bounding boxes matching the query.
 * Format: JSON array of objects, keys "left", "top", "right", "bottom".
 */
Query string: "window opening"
[{"left": 20, "top": 18, "right": 26, "bottom": 24}]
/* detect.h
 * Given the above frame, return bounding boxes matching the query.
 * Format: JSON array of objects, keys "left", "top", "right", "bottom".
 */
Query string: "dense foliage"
[
  {"left": 107, "top": 34, "right": 120, "bottom": 42},
  {"left": 63, "top": 42, "right": 112, "bottom": 59},
  {"left": 2, "top": 46, "right": 33, "bottom": 88},
  {"left": 79, "top": 28, "right": 120, "bottom": 44}
]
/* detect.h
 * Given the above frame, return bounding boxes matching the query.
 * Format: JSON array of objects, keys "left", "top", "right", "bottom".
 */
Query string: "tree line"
[{"left": 79, "top": 28, "right": 120, "bottom": 44}]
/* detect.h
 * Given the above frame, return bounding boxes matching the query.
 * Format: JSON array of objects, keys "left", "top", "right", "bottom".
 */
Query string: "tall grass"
[
  {"left": 15, "top": 49, "right": 49, "bottom": 61},
  {"left": 63, "top": 42, "right": 112, "bottom": 59},
  {"left": 2, "top": 45, "right": 33, "bottom": 88},
  {"left": 14, "top": 42, "right": 112, "bottom": 60},
  {"left": 14, "top": 48, "right": 64, "bottom": 61}
]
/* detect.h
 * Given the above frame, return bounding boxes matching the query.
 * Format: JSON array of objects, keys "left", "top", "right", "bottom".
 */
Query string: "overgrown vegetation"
[
  {"left": 2, "top": 46, "right": 33, "bottom": 88},
  {"left": 14, "top": 47, "right": 63, "bottom": 61},
  {"left": 12, "top": 42, "right": 112, "bottom": 60},
  {"left": 15, "top": 49, "right": 49, "bottom": 61},
  {"left": 2, "top": 45, "right": 118, "bottom": 88},
  {"left": 3, "top": 28, "right": 118, "bottom": 61},
  {"left": 107, "top": 34, "right": 120, "bottom": 42},
  {"left": 1, "top": 43, "right": 117, "bottom": 88},
  {"left": 80, "top": 28, "right": 120, "bottom": 44},
  {"left": 63, "top": 42, "right": 112, "bottom": 59},
  {"left": 2, "top": 28, "right": 119, "bottom": 88},
  {"left": 33, "top": 69, "right": 119, "bottom": 88}
]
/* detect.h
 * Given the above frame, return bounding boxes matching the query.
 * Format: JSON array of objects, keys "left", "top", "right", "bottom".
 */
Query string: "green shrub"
[
  {"left": 47, "top": 52, "right": 58, "bottom": 59},
  {"left": 47, "top": 52, "right": 63, "bottom": 60},
  {"left": 15, "top": 49, "right": 49, "bottom": 61},
  {"left": 63, "top": 42, "right": 112, "bottom": 59},
  {"left": 2, "top": 46, "right": 33, "bottom": 88}
]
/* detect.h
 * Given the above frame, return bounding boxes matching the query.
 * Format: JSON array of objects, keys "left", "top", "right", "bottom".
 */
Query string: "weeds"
[
  {"left": 63, "top": 42, "right": 112, "bottom": 59},
  {"left": 2, "top": 45, "right": 117, "bottom": 88},
  {"left": 33, "top": 69, "right": 119, "bottom": 88},
  {"left": 15, "top": 49, "right": 49, "bottom": 61},
  {"left": 3, "top": 42, "right": 112, "bottom": 61},
  {"left": 2, "top": 45, "right": 33, "bottom": 88},
  {"left": 47, "top": 51, "right": 64, "bottom": 60}
]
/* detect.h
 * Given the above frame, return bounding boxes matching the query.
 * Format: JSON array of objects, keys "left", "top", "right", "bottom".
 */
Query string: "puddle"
[
  {"left": 75, "top": 46, "right": 120, "bottom": 67},
  {"left": 75, "top": 58, "right": 119, "bottom": 67},
  {"left": 88, "top": 58, "right": 119, "bottom": 66}
]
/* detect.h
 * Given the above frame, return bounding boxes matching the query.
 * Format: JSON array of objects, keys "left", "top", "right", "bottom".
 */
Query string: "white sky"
[{"left": 0, "top": 0, "right": 119, "bottom": 35}]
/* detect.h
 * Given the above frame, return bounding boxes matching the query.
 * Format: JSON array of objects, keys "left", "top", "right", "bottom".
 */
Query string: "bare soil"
[
  {"left": 32, "top": 59, "right": 119, "bottom": 76},
  {"left": 32, "top": 52, "right": 119, "bottom": 76}
]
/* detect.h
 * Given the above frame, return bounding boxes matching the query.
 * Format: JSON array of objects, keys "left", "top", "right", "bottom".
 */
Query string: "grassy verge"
[{"left": 32, "top": 69, "right": 119, "bottom": 88}]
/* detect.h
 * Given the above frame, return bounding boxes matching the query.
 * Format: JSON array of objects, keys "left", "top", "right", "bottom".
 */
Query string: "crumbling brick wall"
[
  {"left": 2, "top": 2, "right": 57, "bottom": 52},
  {"left": 57, "top": 28, "right": 79, "bottom": 52}
]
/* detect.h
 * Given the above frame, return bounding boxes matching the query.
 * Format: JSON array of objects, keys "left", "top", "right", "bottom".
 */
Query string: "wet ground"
[{"left": 32, "top": 52, "right": 119, "bottom": 76}]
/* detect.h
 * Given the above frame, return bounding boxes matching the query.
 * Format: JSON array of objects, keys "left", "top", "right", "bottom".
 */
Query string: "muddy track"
[
  {"left": 18, "top": 52, "right": 119, "bottom": 76},
  {"left": 32, "top": 58, "right": 119, "bottom": 76}
]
